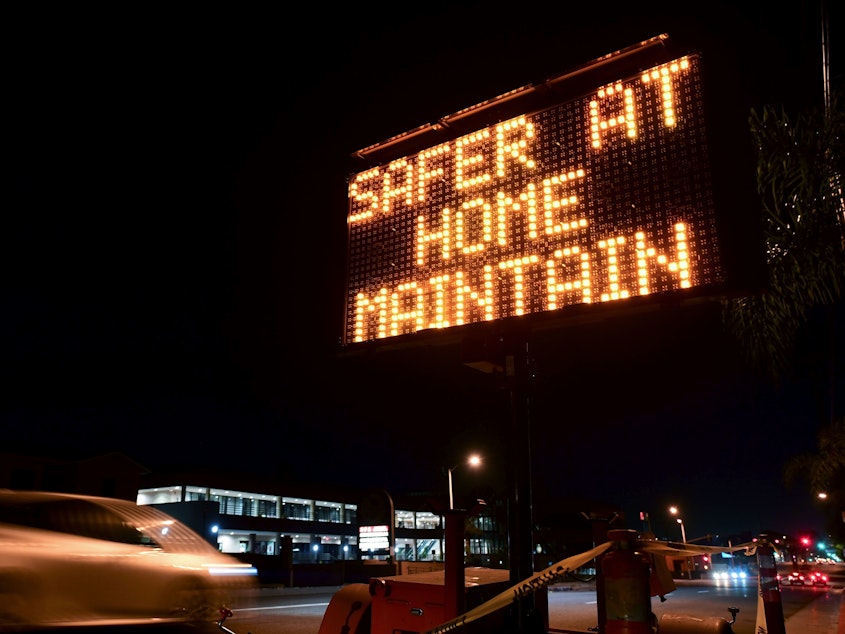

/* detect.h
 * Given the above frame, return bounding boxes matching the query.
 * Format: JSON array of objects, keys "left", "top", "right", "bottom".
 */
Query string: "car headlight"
[{"left": 206, "top": 564, "right": 258, "bottom": 577}]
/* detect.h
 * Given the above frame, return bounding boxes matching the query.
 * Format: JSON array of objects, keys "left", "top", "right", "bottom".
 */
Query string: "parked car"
[{"left": 0, "top": 490, "right": 257, "bottom": 630}]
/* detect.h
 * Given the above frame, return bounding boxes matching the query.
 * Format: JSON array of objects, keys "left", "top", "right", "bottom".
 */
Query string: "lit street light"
[
  {"left": 668, "top": 505, "right": 686, "bottom": 542},
  {"left": 448, "top": 454, "right": 482, "bottom": 509},
  {"left": 443, "top": 453, "right": 483, "bottom": 621},
  {"left": 669, "top": 505, "right": 690, "bottom": 578}
]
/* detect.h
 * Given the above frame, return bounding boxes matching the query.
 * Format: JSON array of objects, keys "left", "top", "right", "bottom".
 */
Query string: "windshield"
[{"left": 0, "top": 497, "right": 157, "bottom": 546}]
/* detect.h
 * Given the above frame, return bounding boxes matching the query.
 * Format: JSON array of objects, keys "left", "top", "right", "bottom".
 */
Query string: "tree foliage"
[
  {"left": 721, "top": 86, "right": 845, "bottom": 549},
  {"left": 784, "top": 417, "right": 845, "bottom": 495},
  {"left": 722, "top": 89, "right": 844, "bottom": 384},
  {"left": 783, "top": 416, "right": 845, "bottom": 553}
]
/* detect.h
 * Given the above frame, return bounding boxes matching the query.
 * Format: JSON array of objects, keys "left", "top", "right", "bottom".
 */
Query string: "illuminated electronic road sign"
[{"left": 344, "top": 43, "right": 745, "bottom": 346}]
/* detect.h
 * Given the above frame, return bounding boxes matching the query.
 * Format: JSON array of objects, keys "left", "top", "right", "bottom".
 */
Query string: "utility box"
[{"left": 369, "top": 567, "right": 511, "bottom": 634}]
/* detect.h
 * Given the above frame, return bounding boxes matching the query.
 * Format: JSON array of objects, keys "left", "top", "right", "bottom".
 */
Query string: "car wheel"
[{"left": 164, "top": 578, "right": 217, "bottom": 623}]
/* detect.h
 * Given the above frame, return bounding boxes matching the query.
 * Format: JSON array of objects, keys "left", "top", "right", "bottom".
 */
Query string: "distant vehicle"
[
  {"left": 779, "top": 570, "right": 807, "bottom": 586},
  {"left": 712, "top": 569, "right": 748, "bottom": 581},
  {"left": 0, "top": 490, "right": 257, "bottom": 631},
  {"left": 807, "top": 570, "right": 829, "bottom": 587}
]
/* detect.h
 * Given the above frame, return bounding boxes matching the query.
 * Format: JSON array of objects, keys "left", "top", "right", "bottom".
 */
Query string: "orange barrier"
[{"left": 317, "top": 583, "right": 372, "bottom": 634}]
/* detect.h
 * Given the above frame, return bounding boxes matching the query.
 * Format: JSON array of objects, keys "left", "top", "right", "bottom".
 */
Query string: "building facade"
[
  {"left": 2, "top": 451, "right": 604, "bottom": 579},
  {"left": 136, "top": 478, "right": 508, "bottom": 566}
]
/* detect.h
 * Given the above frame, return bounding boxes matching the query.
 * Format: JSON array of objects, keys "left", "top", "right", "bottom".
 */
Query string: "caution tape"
[
  {"left": 636, "top": 538, "right": 758, "bottom": 558},
  {"left": 424, "top": 541, "right": 611, "bottom": 634},
  {"left": 423, "top": 537, "right": 759, "bottom": 634},
  {"left": 756, "top": 576, "right": 768, "bottom": 634}
]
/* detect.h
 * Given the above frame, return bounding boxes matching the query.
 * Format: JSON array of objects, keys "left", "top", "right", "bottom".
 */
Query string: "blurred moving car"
[
  {"left": 807, "top": 570, "right": 829, "bottom": 587},
  {"left": 0, "top": 490, "right": 257, "bottom": 631}
]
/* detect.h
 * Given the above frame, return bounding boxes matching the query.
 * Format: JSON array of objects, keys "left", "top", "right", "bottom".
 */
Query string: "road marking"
[{"left": 235, "top": 602, "right": 330, "bottom": 612}]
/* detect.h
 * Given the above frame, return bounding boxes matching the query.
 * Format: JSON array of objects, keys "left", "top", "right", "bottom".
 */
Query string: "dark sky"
[{"left": 5, "top": 2, "right": 843, "bottom": 542}]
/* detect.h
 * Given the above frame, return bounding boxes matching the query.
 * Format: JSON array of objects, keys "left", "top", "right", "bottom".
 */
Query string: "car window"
[{"left": 0, "top": 498, "right": 158, "bottom": 546}]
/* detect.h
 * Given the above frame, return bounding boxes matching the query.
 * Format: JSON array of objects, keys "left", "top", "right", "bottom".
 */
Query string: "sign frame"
[{"left": 342, "top": 34, "right": 761, "bottom": 349}]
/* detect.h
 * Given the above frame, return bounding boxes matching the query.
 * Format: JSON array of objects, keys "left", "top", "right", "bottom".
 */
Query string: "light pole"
[
  {"left": 443, "top": 453, "right": 482, "bottom": 621},
  {"left": 668, "top": 506, "right": 686, "bottom": 541},
  {"left": 448, "top": 454, "right": 481, "bottom": 509},
  {"left": 669, "top": 506, "right": 689, "bottom": 578}
]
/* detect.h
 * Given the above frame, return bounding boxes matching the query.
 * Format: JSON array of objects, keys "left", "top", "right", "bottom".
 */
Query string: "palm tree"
[
  {"left": 783, "top": 417, "right": 845, "bottom": 554},
  {"left": 722, "top": 88, "right": 844, "bottom": 386},
  {"left": 721, "top": 87, "right": 844, "bottom": 552}
]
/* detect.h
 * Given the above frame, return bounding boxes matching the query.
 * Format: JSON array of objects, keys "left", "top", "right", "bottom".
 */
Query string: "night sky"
[{"left": 5, "top": 2, "right": 843, "bottom": 542}]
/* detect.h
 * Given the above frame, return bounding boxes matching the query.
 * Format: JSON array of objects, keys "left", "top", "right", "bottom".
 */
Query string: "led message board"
[
  {"left": 344, "top": 54, "right": 725, "bottom": 345},
  {"left": 358, "top": 524, "right": 391, "bottom": 552}
]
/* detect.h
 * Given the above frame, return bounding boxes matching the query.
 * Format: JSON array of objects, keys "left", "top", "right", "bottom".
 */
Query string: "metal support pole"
[
  {"left": 460, "top": 327, "right": 539, "bottom": 632},
  {"left": 504, "top": 336, "right": 542, "bottom": 633},
  {"left": 582, "top": 512, "right": 620, "bottom": 634},
  {"left": 444, "top": 509, "right": 467, "bottom": 620},
  {"left": 756, "top": 537, "right": 786, "bottom": 634}
]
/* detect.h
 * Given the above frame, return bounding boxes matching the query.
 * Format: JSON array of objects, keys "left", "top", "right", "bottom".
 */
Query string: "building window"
[
  {"left": 395, "top": 510, "right": 415, "bottom": 529},
  {"left": 415, "top": 512, "right": 441, "bottom": 530},
  {"left": 215, "top": 495, "right": 244, "bottom": 516},
  {"left": 257, "top": 499, "right": 278, "bottom": 518},
  {"left": 315, "top": 503, "right": 341, "bottom": 523},
  {"left": 345, "top": 505, "right": 356, "bottom": 524},
  {"left": 284, "top": 502, "right": 312, "bottom": 521}
]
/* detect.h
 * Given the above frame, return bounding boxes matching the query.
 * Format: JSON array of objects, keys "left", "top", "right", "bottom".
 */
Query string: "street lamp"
[
  {"left": 668, "top": 505, "right": 686, "bottom": 542},
  {"left": 676, "top": 518, "right": 687, "bottom": 543},
  {"left": 448, "top": 454, "right": 482, "bottom": 510},
  {"left": 669, "top": 505, "right": 690, "bottom": 579},
  {"left": 443, "top": 454, "right": 483, "bottom": 621}
]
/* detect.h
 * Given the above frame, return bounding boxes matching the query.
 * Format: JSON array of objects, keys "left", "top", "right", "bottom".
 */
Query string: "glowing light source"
[
  {"left": 448, "top": 454, "right": 482, "bottom": 510},
  {"left": 345, "top": 54, "right": 726, "bottom": 345}
]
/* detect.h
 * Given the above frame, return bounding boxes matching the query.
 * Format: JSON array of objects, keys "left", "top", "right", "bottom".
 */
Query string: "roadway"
[
  {"left": 22, "top": 573, "right": 841, "bottom": 634},
  {"left": 201, "top": 575, "right": 842, "bottom": 634}
]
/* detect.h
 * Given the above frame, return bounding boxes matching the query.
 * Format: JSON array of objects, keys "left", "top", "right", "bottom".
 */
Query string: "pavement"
[
  {"left": 551, "top": 580, "right": 844, "bottom": 633},
  {"left": 782, "top": 586, "right": 843, "bottom": 634},
  {"left": 256, "top": 580, "right": 844, "bottom": 633}
]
